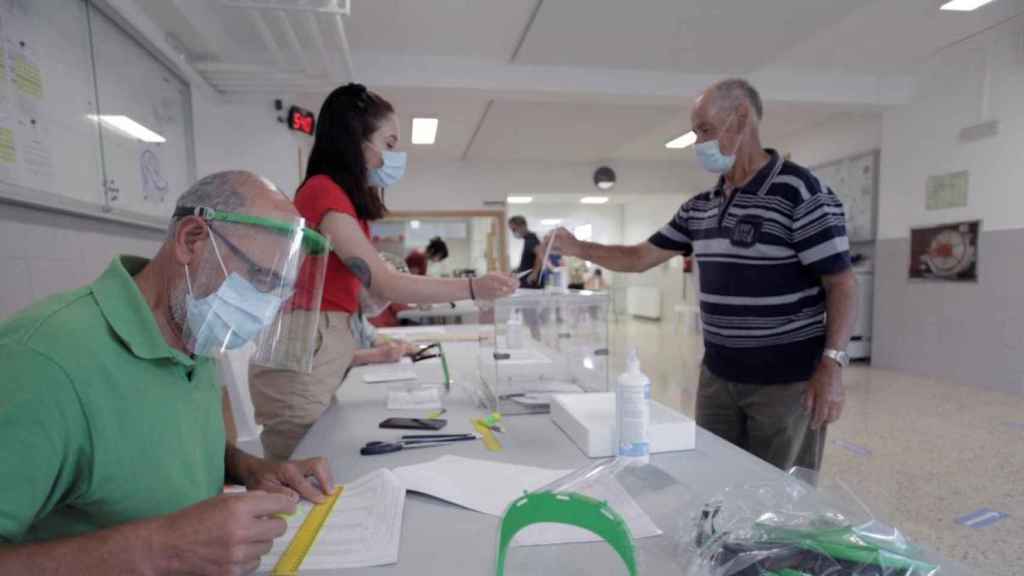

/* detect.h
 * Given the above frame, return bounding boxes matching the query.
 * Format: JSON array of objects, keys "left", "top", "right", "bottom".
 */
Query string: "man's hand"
[
  {"left": 242, "top": 457, "right": 335, "bottom": 504},
  {"left": 155, "top": 491, "right": 295, "bottom": 576},
  {"left": 804, "top": 360, "right": 844, "bottom": 430},
  {"left": 472, "top": 273, "right": 518, "bottom": 300},
  {"left": 544, "top": 227, "right": 583, "bottom": 257}
]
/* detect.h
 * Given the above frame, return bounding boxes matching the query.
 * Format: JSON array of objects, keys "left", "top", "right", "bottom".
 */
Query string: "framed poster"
[{"left": 909, "top": 220, "right": 980, "bottom": 282}]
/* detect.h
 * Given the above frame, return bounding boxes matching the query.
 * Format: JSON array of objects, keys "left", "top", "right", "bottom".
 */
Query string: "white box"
[{"left": 550, "top": 393, "right": 696, "bottom": 458}]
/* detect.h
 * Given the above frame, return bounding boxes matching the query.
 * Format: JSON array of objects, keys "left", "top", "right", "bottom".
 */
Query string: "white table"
[{"left": 290, "top": 325, "right": 953, "bottom": 575}]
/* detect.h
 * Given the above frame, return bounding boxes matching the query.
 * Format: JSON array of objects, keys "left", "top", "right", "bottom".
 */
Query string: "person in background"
[
  {"left": 250, "top": 83, "right": 518, "bottom": 460},
  {"left": 508, "top": 215, "right": 541, "bottom": 287},
  {"left": 584, "top": 268, "right": 608, "bottom": 291},
  {"left": 350, "top": 288, "right": 418, "bottom": 366},
  {"left": 546, "top": 78, "right": 857, "bottom": 472},
  {"left": 0, "top": 171, "right": 333, "bottom": 574},
  {"left": 405, "top": 236, "right": 449, "bottom": 276}
]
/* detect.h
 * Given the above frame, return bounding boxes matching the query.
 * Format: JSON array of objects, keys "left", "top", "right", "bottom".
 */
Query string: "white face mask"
[
  {"left": 184, "top": 237, "right": 284, "bottom": 356},
  {"left": 367, "top": 146, "right": 407, "bottom": 188},
  {"left": 694, "top": 115, "right": 741, "bottom": 174}
]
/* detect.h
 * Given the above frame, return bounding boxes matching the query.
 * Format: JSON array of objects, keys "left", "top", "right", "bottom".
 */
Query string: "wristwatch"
[{"left": 823, "top": 348, "right": 850, "bottom": 368}]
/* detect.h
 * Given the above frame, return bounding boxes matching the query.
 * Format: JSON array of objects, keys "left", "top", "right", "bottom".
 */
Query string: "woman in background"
[
  {"left": 405, "top": 236, "right": 449, "bottom": 275},
  {"left": 250, "top": 83, "right": 517, "bottom": 459}
]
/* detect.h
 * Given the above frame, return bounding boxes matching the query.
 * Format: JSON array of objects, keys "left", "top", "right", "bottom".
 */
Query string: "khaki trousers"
[
  {"left": 250, "top": 311, "right": 356, "bottom": 460},
  {"left": 696, "top": 364, "right": 826, "bottom": 471}
]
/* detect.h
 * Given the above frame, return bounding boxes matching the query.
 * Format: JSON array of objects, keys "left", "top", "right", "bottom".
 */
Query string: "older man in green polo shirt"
[{"left": 0, "top": 171, "right": 335, "bottom": 575}]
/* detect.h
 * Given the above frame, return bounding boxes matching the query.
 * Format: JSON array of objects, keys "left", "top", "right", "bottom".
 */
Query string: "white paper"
[
  {"left": 387, "top": 386, "right": 442, "bottom": 410},
  {"left": 392, "top": 455, "right": 572, "bottom": 516},
  {"left": 363, "top": 366, "right": 419, "bottom": 384},
  {"left": 258, "top": 468, "right": 406, "bottom": 573},
  {"left": 512, "top": 475, "right": 662, "bottom": 546}
]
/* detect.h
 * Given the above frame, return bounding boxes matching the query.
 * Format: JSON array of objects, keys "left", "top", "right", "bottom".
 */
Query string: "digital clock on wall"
[{"left": 287, "top": 105, "right": 315, "bottom": 135}]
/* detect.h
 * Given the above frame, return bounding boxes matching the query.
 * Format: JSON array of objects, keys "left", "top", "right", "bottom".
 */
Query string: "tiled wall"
[
  {"left": 0, "top": 202, "right": 165, "bottom": 319},
  {"left": 872, "top": 230, "right": 1024, "bottom": 395}
]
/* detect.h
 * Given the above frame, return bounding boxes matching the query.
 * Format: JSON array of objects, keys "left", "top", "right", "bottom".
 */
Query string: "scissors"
[{"left": 360, "top": 434, "right": 478, "bottom": 455}]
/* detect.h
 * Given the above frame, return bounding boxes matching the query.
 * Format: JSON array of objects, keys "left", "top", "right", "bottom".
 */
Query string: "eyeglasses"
[
  {"left": 172, "top": 205, "right": 326, "bottom": 293},
  {"left": 208, "top": 225, "right": 288, "bottom": 293}
]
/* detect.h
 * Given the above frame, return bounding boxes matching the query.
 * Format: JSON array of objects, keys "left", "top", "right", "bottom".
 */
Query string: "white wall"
[
  {"left": 877, "top": 20, "right": 1024, "bottom": 238},
  {"left": 193, "top": 92, "right": 313, "bottom": 198},
  {"left": 778, "top": 111, "right": 882, "bottom": 170},
  {"left": 621, "top": 194, "right": 700, "bottom": 319},
  {"left": 870, "top": 15, "right": 1024, "bottom": 393}
]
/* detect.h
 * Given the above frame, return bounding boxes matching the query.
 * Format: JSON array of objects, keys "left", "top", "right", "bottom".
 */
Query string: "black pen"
[{"left": 400, "top": 433, "right": 477, "bottom": 440}]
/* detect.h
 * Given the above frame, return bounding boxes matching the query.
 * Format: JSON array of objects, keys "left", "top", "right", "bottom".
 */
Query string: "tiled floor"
[{"left": 609, "top": 317, "right": 1024, "bottom": 576}]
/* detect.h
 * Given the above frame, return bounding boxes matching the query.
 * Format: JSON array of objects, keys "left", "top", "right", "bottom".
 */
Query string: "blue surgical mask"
[
  {"left": 184, "top": 238, "right": 284, "bottom": 356},
  {"left": 694, "top": 115, "right": 740, "bottom": 174},
  {"left": 694, "top": 140, "right": 736, "bottom": 174},
  {"left": 368, "top": 149, "right": 407, "bottom": 188}
]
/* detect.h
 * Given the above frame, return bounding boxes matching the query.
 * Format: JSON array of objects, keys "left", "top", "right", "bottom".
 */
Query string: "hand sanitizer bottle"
[{"left": 616, "top": 349, "right": 650, "bottom": 464}]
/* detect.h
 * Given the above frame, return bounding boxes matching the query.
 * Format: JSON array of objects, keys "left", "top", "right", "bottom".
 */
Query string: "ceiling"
[{"left": 133, "top": 0, "right": 1024, "bottom": 165}]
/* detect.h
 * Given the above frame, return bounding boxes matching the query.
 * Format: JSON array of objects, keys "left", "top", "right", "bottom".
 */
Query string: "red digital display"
[{"left": 288, "top": 106, "right": 315, "bottom": 135}]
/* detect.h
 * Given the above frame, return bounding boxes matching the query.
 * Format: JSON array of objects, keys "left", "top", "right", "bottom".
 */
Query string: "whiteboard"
[
  {"left": 811, "top": 150, "right": 879, "bottom": 243},
  {"left": 0, "top": 0, "right": 192, "bottom": 230}
]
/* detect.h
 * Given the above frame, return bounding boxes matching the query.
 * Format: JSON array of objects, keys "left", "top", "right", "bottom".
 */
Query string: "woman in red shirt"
[
  {"left": 405, "top": 237, "right": 449, "bottom": 276},
  {"left": 250, "top": 84, "right": 516, "bottom": 459}
]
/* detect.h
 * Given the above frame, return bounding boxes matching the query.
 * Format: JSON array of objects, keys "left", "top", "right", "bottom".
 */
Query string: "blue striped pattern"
[{"left": 649, "top": 150, "right": 851, "bottom": 384}]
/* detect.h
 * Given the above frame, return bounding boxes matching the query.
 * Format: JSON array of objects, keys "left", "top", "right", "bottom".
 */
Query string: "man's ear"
[
  {"left": 173, "top": 217, "right": 210, "bottom": 266},
  {"left": 733, "top": 104, "right": 752, "bottom": 134}
]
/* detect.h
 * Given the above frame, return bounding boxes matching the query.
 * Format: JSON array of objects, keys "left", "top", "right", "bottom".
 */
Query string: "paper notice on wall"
[{"left": 5, "top": 36, "right": 51, "bottom": 189}]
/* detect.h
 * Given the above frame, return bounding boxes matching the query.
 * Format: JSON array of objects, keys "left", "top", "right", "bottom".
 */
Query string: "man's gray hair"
[
  {"left": 710, "top": 78, "right": 763, "bottom": 122},
  {"left": 168, "top": 171, "right": 253, "bottom": 236}
]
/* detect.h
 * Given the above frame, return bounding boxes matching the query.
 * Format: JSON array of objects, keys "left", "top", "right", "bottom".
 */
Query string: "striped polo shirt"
[{"left": 649, "top": 150, "right": 851, "bottom": 384}]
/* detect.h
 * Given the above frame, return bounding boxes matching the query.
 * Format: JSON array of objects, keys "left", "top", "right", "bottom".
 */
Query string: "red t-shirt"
[
  {"left": 405, "top": 250, "right": 428, "bottom": 276},
  {"left": 294, "top": 175, "right": 370, "bottom": 314}
]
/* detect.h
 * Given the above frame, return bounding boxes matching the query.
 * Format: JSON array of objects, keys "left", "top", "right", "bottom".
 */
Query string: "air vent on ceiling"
[
  {"left": 483, "top": 200, "right": 506, "bottom": 207},
  {"left": 959, "top": 120, "right": 999, "bottom": 143}
]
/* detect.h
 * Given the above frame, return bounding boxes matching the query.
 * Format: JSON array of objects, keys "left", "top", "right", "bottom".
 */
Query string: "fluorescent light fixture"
[
  {"left": 411, "top": 117, "right": 438, "bottom": 145},
  {"left": 580, "top": 196, "right": 609, "bottom": 205},
  {"left": 940, "top": 0, "right": 996, "bottom": 10},
  {"left": 540, "top": 218, "right": 562, "bottom": 226},
  {"left": 410, "top": 220, "right": 421, "bottom": 229},
  {"left": 88, "top": 114, "right": 166, "bottom": 143},
  {"left": 665, "top": 130, "right": 697, "bottom": 149},
  {"left": 506, "top": 196, "right": 533, "bottom": 204}
]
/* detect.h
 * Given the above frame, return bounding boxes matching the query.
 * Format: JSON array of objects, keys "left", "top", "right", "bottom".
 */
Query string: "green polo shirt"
[{"left": 0, "top": 256, "right": 225, "bottom": 543}]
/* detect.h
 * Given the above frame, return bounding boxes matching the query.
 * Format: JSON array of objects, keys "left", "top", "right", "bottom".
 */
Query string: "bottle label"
[{"left": 618, "top": 387, "right": 650, "bottom": 457}]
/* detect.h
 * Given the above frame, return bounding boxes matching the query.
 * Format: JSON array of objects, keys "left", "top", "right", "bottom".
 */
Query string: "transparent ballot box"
[{"left": 477, "top": 290, "right": 610, "bottom": 415}]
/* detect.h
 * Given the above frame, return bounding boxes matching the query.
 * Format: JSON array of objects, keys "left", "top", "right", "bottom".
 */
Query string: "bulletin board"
[
  {"left": 0, "top": 0, "right": 193, "bottom": 230},
  {"left": 810, "top": 150, "right": 879, "bottom": 243}
]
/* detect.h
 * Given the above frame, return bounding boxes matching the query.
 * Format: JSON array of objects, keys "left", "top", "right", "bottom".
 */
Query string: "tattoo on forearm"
[{"left": 344, "top": 257, "right": 373, "bottom": 288}]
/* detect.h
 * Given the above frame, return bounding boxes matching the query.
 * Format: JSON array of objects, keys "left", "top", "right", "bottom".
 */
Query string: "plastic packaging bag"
[{"left": 681, "top": 469, "right": 946, "bottom": 576}]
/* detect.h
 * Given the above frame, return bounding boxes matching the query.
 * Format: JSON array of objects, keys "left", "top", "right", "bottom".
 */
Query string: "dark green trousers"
[{"left": 696, "top": 364, "right": 826, "bottom": 471}]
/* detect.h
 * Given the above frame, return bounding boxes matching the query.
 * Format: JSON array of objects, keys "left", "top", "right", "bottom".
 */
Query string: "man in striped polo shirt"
[{"left": 549, "top": 79, "right": 857, "bottom": 471}]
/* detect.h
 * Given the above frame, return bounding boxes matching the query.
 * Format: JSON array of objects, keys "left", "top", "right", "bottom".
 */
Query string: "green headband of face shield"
[{"left": 172, "top": 205, "right": 330, "bottom": 255}]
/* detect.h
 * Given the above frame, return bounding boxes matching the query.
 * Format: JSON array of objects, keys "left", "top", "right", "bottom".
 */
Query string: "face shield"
[{"left": 173, "top": 205, "right": 330, "bottom": 373}]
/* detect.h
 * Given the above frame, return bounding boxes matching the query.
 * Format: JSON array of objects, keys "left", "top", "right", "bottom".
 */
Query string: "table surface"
[{"left": 290, "top": 325, "right": 934, "bottom": 575}]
